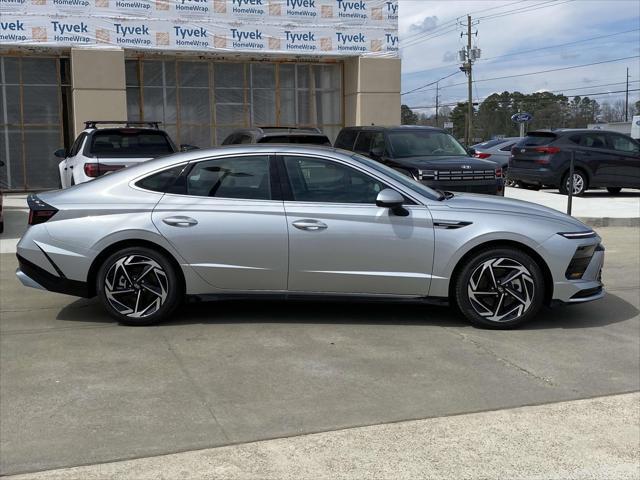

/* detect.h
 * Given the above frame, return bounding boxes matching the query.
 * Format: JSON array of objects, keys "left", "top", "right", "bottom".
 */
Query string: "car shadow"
[
  {"left": 544, "top": 189, "right": 640, "bottom": 198},
  {"left": 56, "top": 291, "right": 638, "bottom": 330}
]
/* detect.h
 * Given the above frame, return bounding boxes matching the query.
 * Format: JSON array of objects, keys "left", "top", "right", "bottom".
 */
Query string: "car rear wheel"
[
  {"left": 560, "top": 170, "right": 587, "bottom": 196},
  {"left": 97, "top": 246, "right": 181, "bottom": 326},
  {"left": 454, "top": 248, "right": 545, "bottom": 329},
  {"left": 607, "top": 187, "right": 622, "bottom": 195}
]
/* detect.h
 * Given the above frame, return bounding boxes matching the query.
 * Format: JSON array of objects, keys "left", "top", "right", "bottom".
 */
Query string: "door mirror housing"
[
  {"left": 54, "top": 148, "right": 67, "bottom": 159},
  {"left": 180, "top": 144, "right": 199, "bottom": 152}
]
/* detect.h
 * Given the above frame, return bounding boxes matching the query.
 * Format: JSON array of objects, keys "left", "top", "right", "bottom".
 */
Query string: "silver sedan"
[{"left": 16, "top": 145, "right": 604, "bottom": 328}]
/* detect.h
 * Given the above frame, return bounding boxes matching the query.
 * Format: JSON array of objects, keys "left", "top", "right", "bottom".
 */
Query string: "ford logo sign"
[
  {"left": 636, "top": 120, "right": 640, "bottom": 126},
  {"left": 511, "top": 112, "right": 533, "bottom": 123}
]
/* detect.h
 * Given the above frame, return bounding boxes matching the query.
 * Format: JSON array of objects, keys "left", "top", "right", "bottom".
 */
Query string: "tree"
[{"left": 401, "top": 104, "right": 419, "bottom": 125}]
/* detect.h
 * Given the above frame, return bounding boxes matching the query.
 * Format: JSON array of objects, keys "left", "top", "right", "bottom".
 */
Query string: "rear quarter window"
[{"left": 136, "top": 165, "right": 187, "bottom": 193}]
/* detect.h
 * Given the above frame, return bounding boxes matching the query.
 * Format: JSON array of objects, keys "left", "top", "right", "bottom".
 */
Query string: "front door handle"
[
  {"left": 292, "top": 219, "right": 328, "bottom": 231},
  {"left": 162, "top": 216, "right": 198, "bottom": 227}
]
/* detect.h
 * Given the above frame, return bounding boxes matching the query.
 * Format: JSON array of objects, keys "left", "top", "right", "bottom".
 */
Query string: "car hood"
[
  {"left": 442, "top": 192, "right": 590, "bottom": 230},
  {"left": 395, "top": 155, "right": 496, "bottom": 169}
]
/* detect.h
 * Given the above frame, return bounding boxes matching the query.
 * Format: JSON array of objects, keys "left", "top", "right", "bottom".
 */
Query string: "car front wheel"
[
  {"left": 97, "top": 246, "right": 181, "bottom": 326},
  {"left": 454, "top": 248, "right": 545, "bottom": 329}
]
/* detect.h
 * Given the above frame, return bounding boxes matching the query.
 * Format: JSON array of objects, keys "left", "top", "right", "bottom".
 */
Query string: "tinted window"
[
  {"left": 608, "top": 134, "right": 639, "bottom": 153},
  {"left": 520, "top": 133, "right": 556, "bottom": 146},
  {"left": 388, "top": 130, "right": 467, "bottom": 157},
  {"left": 354, "top": 131, "right": 375, "bottom": 153},
  {"left": 474, "top": 139, "right": 505, "bottom": 149},
  {"left": 90, "top": 130, "right": 174, "bottom": 156},
  {"left": 283, "top": 156, "right": 386, "bottom": 204},
  {"left": 334, "top": 130, "right": 358, "bottom": 150},
  {"left": 186, "top": 155, "right": 271, "bottom": 200},
  {"left": 136, "top": 164, "right": 187, "bottom": 192},
  {"left": 69, "top": 132, "right": 86, "bottom": 157},
  {"left": 578, "top": 133, "right": 609, "bottom": 149},
  {"left": 258, "top": 135, "right": 331, "bottom": 145}
]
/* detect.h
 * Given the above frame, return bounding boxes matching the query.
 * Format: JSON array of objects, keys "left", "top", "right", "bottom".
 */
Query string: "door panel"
[
  {"left": 153, "top": 196, "right": 288, "bottom": 290},
  {"left": 285, "top": 203, "right": 434, "bottom": 295}
]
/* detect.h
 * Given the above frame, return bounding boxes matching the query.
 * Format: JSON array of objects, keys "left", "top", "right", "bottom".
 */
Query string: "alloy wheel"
[
  {"left": 467, "top": 257, "right": 535, "bottom": 323},
  {"left": 104, "top": 255, "right": 169, "bottom": 319},
  {"left": 565, "top": 173, "right": 585, "bottom": 195}
]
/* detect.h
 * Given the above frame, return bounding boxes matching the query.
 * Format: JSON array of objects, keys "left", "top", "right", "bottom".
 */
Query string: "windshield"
[
  {"left": 388, "top": 130, "right": 468, "bottom": 158},
  {"left": 352, "top": 154, "right": 442, "bottom": 201}
]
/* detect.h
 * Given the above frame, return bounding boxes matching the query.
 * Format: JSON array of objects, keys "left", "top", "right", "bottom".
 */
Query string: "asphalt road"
[{"left": 0, "top": 209, "right": 638, "bottom": 476}]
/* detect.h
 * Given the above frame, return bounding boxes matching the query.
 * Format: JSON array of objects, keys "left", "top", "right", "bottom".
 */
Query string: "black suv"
[
  {"left": 222, "top": 127, "right": 331, "bottom": 146},
  {"left": 509, "top": 129, "right": 640, "bottom": 195},
  {"left": 334, "top": 126, "right": 504, "bottom": 195}
]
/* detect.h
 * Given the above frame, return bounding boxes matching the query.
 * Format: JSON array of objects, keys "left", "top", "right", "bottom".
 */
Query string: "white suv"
[{"left": 56, "top": 121, "right": 179, "bottom": 188}]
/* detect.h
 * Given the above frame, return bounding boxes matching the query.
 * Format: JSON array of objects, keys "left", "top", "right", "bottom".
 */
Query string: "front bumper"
[
  {"left": 552, "top": 246, "right": 605, "bottom": 304},
  {"left": 16, "top": 254, "right": 90, "bottom": 297}
]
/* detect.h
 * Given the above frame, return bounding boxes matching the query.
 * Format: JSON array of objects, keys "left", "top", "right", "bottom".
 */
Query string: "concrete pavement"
[{"left": 7, "top": 392, "right": 639, "bottom": 480}]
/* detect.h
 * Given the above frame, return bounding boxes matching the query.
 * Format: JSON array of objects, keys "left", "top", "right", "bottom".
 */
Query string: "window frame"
[{"left": 276, "top": 153, "right": 409, "bottom": 206}]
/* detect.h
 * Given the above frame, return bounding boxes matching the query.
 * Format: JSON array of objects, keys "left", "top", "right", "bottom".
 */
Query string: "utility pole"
[
  {"left": 459, "top": 15, "right": 479, "bottom": 146},
  {"left": 625, "top": 67, "right": 629, "bottom": 122},
  {"left": 435, "top": 81, "right": 439, "bottom": 127}
]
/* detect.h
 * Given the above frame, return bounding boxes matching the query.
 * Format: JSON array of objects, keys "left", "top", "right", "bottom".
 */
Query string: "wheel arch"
[
  {"left": 448, "top": 239, "right": 554, "bottom": 306},
  {"left": 87, "top": 239, "right": 186, "bottom": 298}
]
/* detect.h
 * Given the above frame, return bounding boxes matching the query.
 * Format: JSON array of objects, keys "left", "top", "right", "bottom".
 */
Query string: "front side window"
[
  {"left": 283, "top": 156, "right": 386, "bottom": 204},
  {"left": 608, "top": 134, "right": 639, "bottom": 153},
  {"left": 388, "top": 131, "right": 468, "bottom": 157},
  {"left": 186, "top": 155, "right": 271, "bottom": 200}
]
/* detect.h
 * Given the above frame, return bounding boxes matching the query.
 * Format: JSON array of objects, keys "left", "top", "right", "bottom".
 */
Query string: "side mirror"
[
  {"left": 54, "top": 148, "right": 67, "bottom": 159},
  {"left": 369, "top": 146, "right": 384, "bottom": 159},
  {"left": 180, "top": 144, "right": 199, "bottom": 152},
  {"left": 376, "top": 188, "right": 408, "bottom": 216}
]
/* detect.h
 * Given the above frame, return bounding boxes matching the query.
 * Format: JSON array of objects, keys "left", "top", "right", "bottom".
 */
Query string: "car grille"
[{"left": 419, "top": 169, "right": 496, "bottom": 181}]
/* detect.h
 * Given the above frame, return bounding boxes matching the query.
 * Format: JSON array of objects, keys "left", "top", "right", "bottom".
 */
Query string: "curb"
[{"left": 577, "top": 217, "right": 640, "bottom": 228}]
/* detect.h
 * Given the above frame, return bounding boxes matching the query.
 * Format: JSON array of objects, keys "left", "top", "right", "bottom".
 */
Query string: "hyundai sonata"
[{"left": 16, "top": 145, "right": 604, "bottom": 328}]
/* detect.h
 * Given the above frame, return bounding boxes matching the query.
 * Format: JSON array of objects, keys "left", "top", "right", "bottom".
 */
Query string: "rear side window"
[
  {"left": 354, "top": 131, "right": 375, "bottom": 153},
  {"left": 519, "top": 133, "right": 556, "bottom": 146},
  {"left": 186, "top": 155, "right": 271, "bottom": 200},
  {"left": 334, "top": 130, "right": 358, "bottom": 150},
  {"left": 569, "top": 133, "right": 608, "bottom": 149},
  {"left": 90, "top": 130, "right": 174, "bottom": 156},
  {"left": 136, "top": 165, "right": 187, "bottom": 193}
]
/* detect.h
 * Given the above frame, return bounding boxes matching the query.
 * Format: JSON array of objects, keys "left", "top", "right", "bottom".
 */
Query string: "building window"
[
  {"left": 125, "top": 59, "right": 343, "bottom": 147},
  {"left": 0, "top": 56, "right": 72, "bottom": 190}
]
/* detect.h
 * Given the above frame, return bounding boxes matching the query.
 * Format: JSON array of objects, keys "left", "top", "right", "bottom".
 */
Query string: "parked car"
[
  {"left": 55, "top": 121, "right": 195, "bottom": 188},
  {"left": 509, "top": 129, "right": 640, "bottom": 195},
  {"left": 334, "top": 126, "right": 504, "bottom": 195},
  {"left": 472, "top": 137, "right": 522, "bottom": 170},
  {"left": 17, "top": 145, "right": 604, "bottom": 329},
  {"left": 222, "top": 127, "right": 331, "bottom": 146}
]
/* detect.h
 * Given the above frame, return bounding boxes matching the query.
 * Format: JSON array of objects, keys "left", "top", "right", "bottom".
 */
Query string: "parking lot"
[{"left": 0, "top": 195, "right": 638, "bottom": 476}]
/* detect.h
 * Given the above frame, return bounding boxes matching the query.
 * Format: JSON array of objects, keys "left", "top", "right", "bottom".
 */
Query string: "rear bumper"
[
  {"left": 508, "top": 167, "right": 559, "bottom": 185},
  {"left": 16, "top": 254, "right": 90, "bottom": 297}
]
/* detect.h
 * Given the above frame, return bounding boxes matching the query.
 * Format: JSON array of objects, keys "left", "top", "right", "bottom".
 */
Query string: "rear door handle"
[
  {"left": 292, "top": 219, "right": 328, "bottom": 231},
  {"left": 162, "top": 216, "right": 198, "bottom": 227}
]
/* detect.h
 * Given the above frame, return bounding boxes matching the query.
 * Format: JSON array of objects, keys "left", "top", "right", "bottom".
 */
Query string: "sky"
[{"left": 398, "top": 0, "right": 640, "bottom": 115}]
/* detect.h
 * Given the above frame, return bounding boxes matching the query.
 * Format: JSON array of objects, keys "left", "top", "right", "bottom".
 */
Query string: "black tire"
[
  {"left": 0, "top": 220, "right": 3, "bottom": 235},
  {"left": 560, "top": 169, "right": 587, "bottom": 196},
  {"left": 607, "top": 187, "right": 622, "bottom": 195},
  {"left": 454, "top": 247, "right": 545, "bottom": 329},
  {"left": 96, "top": 246, "right": 181, "bottom": 326}
]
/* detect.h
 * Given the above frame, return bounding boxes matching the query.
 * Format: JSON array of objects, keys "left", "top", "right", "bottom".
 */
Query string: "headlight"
[{"left": 558, "top": 231, "right": 596, "bottom": 239}]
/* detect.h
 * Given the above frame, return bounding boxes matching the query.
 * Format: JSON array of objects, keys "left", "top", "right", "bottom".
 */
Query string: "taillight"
[
  {"left": 474, "top": 152, "right": 491, "bottom": 159},
  {"left": 495, "top": 167, "right": 503, "bottom": 178},
  {"left": 27, "top": 194, "right": 58, "bottom": 225},
  {"left": 84, "top": 163, "right": 125, "bottom": 178},
  {"left": 534, "top": 146, "right": 560, "bottom": 154}
]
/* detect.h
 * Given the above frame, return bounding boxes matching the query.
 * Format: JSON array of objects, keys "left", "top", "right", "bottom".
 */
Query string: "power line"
[
  {"left": 403, "top": 28, "right": 640, "bottom": 78},
  {"left": 408, "top": 88, "right": 640, "bottom": 110},
  {"left": 401, "top": 71, "right": 461, "bottom": 96},
  {"left": 477, "top": 0, "right": 575, "bottom": 21}
]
